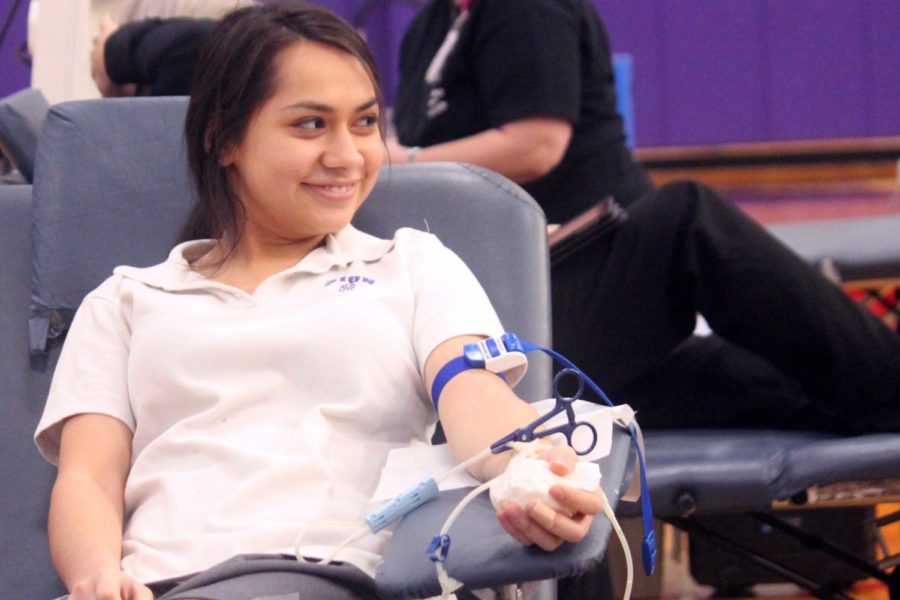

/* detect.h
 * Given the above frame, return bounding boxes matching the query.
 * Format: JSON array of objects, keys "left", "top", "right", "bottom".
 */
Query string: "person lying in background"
[
  {"left": 387, "top": 0, "right": 900, "bottom": 435},
  {"left": 89, "top": 0, "right": 254, "bottom": 97}
]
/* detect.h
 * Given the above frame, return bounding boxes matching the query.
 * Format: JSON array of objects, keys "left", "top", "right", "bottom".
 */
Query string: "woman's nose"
[{"left": 322, "top": 127, "right": 364, "bottom": 169}]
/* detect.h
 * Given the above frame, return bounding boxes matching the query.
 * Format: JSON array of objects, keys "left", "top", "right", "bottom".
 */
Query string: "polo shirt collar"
[{"left": 114, "top": 225, "right": 395, "bottom": 292}]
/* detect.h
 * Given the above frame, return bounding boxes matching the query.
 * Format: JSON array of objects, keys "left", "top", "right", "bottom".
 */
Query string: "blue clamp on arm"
[
  {"left": 364, "top": 478, "right": 440, "bottom": 533},
  {"left": 430, "top": 332, "right": 528, "bottom": 409}
]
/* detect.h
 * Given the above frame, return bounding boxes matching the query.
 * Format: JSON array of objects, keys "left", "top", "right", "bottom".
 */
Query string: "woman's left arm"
[
  {"left": 424, "top": 335, "right": 603, "bottom": 550},
  {"left": 385, "top": 116, "right": 572, "bottom": 184}
]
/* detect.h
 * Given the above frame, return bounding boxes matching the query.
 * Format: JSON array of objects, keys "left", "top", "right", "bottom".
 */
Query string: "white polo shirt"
[{"left": 35, "top": 225, "right": 503, "bottom": 583}]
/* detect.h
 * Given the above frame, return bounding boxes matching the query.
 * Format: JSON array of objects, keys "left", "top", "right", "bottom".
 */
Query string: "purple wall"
[
  {"left": 599, "top": 0, "right": 900, "bottom": 146},
  {"left": 3, "top": 0, "right": 899, "bottom": 147},
  {"left": 0, "top": 0, "right": 30, "bottom": 98}
]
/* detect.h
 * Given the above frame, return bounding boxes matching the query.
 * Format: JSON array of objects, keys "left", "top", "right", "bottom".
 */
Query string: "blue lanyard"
[{"left": 519, "top": 340, "right": 656, "bottom": 576}]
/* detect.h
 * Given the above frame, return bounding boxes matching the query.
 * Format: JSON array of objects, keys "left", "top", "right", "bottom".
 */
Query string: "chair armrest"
[{"left": 375, "top": 428, "right": 635, "bottom": 599}]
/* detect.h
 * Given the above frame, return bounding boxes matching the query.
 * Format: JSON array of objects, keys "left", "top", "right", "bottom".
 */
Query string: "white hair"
[{"left": 118, "top": 0, "right": 257, "bottom": 22}]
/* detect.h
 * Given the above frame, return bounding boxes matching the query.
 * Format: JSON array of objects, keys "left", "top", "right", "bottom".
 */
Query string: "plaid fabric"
[{"left": 844, "top": 280, "right": 900, "bottom": 333}]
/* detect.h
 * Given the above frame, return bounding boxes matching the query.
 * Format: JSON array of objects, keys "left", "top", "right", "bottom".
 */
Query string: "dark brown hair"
[{"left": 178, "top": 1, "right": 384, "bottom": 249}]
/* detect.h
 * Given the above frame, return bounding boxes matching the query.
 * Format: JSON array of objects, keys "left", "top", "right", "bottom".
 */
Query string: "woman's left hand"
[{"left": 496, "top": 444, "right": 604, "bottom": 551}]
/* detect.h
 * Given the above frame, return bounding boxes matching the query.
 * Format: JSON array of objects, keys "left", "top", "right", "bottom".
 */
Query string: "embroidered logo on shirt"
[{"left": 324, "top": 275, "right": 375, "bottom": 292}]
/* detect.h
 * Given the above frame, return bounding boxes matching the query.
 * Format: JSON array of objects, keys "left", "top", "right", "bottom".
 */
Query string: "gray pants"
[{"left": 152, "top": 554, "right": 377, "bottom": 600}]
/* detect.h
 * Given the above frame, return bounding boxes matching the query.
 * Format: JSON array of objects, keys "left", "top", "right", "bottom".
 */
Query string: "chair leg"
[{"left": 665, "top": 515, "right": 856, "bottom": 600}]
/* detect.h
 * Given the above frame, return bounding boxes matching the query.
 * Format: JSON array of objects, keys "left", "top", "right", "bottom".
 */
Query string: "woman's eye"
[
  {"left": 295, "top": 117, "right": 325, "bottom": 130},
  {"left": 355, "top": 114, "right": 379, "bottom": 128}
]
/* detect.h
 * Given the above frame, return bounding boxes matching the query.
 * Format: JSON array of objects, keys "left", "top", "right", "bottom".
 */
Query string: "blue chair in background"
[{"left": 0, "top": 88, "right": 50, "bottom": 183}]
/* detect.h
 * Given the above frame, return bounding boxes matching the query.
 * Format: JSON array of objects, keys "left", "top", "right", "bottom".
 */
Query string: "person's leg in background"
[{"left": 551, "top": 180, "right": 900, "bottom": 433}]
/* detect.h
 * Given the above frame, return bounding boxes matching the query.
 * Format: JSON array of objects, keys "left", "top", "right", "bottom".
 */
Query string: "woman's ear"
[
  {"left": 218, "top": 144, "right": 235, "bottom": 167},
  {"left": 204, "top": 123, "right": 234, "bottom": 166}
]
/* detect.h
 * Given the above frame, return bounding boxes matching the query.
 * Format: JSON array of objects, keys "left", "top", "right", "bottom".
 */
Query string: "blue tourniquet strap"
[
  {"left": 430, "top": 356, "right": 506, "bottom": 409},
  {"left": 430, "top": 356, "right": 469, "bottom": 409}
]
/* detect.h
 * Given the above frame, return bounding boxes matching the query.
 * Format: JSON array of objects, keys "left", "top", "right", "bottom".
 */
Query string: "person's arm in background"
[
  {"left": 49, "top": 414, "right": 152, "bottom": 600},
  {"left": 386, "top": 116, "right": 572, "bottom": 184},
  {"left": 388, "top": 1, "right": 580, "bottom": 185},
  {"left": 424, "top": 335, "right": 603, "bottom": 550},
  {"left": 95, "top": 16, "right": 215, "bottom": 97}
]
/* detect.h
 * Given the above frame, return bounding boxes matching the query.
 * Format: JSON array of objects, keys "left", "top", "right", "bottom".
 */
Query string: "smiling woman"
[
  {"left": 34, "top": 3, "right": 602, "bottom": 600},
  {"left": 195, "top": 40, "right": 385, "bottom": 293}
]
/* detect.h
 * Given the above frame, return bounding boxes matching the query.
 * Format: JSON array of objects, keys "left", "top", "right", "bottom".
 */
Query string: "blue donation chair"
[
  {"left": 15, "top": 97, "right": 635, "bottom": 599},
  {"left": 0, "top": 88, "right": 50, "bottom": 183}
]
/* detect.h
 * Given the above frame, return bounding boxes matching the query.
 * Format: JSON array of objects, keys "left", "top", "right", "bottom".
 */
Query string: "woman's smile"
[{"left": 302, "top": 181, "right": 360, "bottom": 203}]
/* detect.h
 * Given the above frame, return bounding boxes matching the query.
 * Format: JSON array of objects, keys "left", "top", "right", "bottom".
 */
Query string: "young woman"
[{"left": 37, "top": 3, "right": 601, "bottom": 599}]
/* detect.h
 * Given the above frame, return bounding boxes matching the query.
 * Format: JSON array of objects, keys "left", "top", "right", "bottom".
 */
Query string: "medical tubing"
[
  {"left": 299, "top": 447, "right": 494, "bottom": 566},
  {"left": 294, "top": 519, "right": 369, "bottom": 565},
  {"left": 320, "top": 525, "right": 370, "bottom": 565},
  {"left": 436, "top": 447, "right": 492, "bottom": 485},
  {"left": 434, "top": 477, "right": 497, "bottom": 600},
  {"left": 602, "top": 489, "right": 634, "bottom": 600},
  {"left": 520, "top": 340, "right": 656, "bottom": 575}
]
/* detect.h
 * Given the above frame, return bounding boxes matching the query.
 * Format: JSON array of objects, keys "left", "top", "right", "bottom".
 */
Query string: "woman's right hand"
[{"left": 68, "top": 567, "right": 153, "bottom": 600}]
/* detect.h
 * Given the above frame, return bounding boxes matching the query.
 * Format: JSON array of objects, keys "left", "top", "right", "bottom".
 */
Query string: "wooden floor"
[
  {"left": 630, "top": 149, "right": 899, "bottom": 600},
  {"left": 727, "top": 181, "right": 900, "bottom": 225}
]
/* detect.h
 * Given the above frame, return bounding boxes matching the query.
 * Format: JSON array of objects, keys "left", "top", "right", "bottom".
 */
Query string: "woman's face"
[{"left": 222, "top": 40, "right": 383, "bottom": 250}]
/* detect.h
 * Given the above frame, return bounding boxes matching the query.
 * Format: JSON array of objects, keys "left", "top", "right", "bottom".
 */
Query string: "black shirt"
[
  {"left": 393, "top": 0, "right": 653, "bottom": 223},
  {"left": 105, "top": 18, "right": 215, "bottom": 97}
]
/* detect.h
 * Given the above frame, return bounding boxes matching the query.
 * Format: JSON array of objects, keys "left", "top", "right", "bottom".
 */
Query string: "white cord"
[
  {"left": 294, "top": 520, "right": 368, "bottom": 565},
  {"left": 434, "top": 478, "right": 497, "bottom": 600},
  {"left": 295, "top": 447, "right": 494, "bottom": 568},
  {"left": 436, "top": 447, "right": 492, "bottom": 485},
  {"left": 601, "top": 489, "right": 633, "bottom": 600},
  {"left": 433, "top": 444, "right": 533, "bottom": 599}
]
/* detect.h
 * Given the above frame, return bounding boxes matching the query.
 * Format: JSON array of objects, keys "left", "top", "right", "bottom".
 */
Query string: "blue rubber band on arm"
[{"left": 430, "top": 356, "right": 506, "bottom": 409}]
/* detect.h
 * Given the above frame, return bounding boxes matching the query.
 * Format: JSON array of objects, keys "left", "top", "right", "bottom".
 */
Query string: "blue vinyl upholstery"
[
  {"left": 0, "top": 88, "right": 50, "bottom": 183},
  {"left": 0, "top": 185, "right": 66, "bottom": 599},
  {"left": 769, "top": 214, "right": 900, "bottom": 281},
  {"left": 620, "top": 429, "right": 900, "bottom": 518}
]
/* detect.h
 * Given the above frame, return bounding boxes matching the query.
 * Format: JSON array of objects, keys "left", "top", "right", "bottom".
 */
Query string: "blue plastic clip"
[
  {"left": 427, "top": 533, "right": 452, "bottom": 563},
  {"left": 364, "top": 478, "right": 440, "bottom": 533}
]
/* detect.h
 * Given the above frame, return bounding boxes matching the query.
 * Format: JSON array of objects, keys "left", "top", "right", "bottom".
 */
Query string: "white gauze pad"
[{"left": 489, "top": 449, "right": 601, "bottom": 512}]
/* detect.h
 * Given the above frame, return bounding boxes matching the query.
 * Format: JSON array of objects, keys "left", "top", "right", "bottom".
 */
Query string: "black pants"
[{"left": 551, "top": 181, "right": 900, "bottom": 434}]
